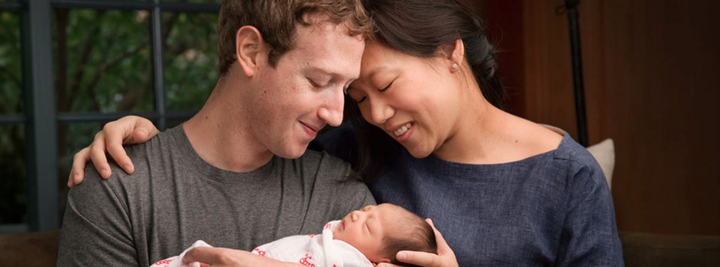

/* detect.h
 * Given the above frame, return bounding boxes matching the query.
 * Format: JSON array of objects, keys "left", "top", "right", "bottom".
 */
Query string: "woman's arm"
[
  {"left": 68, "top": 115, "right": 159, "bottom": 187},
  {"left": 555, "top": 166, "right": 624, "bottom": 266}
]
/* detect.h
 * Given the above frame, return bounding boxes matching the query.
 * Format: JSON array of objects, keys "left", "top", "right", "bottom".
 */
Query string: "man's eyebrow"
[
  {"left": 305, "top": 65, "right": 357, "bottom": 80},
  {"left": 304, "top": 65, "right": 332, "bottom": 76}
]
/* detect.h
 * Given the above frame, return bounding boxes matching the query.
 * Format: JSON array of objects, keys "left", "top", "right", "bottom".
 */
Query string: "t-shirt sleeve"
[
  {"left": 555, "top": 165, "right": 625, "bottom": 266},
  {"left": 56, "top": 164, "right": 138, "bottom": 266}
]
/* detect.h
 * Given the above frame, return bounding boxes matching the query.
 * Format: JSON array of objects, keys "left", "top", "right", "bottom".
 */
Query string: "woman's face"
[{"left": 347, "top": 41, "right": 465, "bottom": 158}]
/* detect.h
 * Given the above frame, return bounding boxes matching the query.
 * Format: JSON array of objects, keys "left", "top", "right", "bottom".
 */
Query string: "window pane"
[
  {"left": 163, "top": 12, "right": 218, "bottom": 111},
  {"left": 0, "top": 124, "right": 26, "bottom": 225},
  {"left": 57, "top": 122, "right": 103, "bottom": 216},
  {"left": 0, "top": 12, "right": 22, "bottom": 114},
  {"left": 53, "top": 9, "right": 153, "bottom": 113}
]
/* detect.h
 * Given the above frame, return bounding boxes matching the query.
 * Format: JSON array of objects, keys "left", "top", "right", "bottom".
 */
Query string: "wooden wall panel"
[
  {"left": 479, "top": 0, "right": 526, "bottom": 116},
  {"left": 598, "top": 0, "right": 720, "bottom": 235},
  {"left": 479, "top": 0, "right": 720, "bottom": 235},
  {"left": 518, "top": 0, "right": 720, "bottom": 235}
]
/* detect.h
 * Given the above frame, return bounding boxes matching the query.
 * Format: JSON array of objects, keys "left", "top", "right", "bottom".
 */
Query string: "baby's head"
[{"left": 333, "top": 203, "right": 437, "bottom": 266}]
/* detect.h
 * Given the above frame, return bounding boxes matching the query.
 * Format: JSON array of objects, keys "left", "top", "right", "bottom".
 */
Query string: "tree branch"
[
  {"left": 0, "top": 66, "right": 22, "bottom": 88},
  {"left": 67, "top": 10, "right": 107, "bottom": 102},
  {"left": 161, "top": 13, "right": 182, "bottom": 68},
  {"left": 0, "top": 66, "right": 23, "bottom": 113},
  {"left": 81, "top": 41, "right": 150, "bottom": 111}
]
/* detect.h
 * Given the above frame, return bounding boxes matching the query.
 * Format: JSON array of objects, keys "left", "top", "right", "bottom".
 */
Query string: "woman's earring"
[{"left": 452, "top": 63, "right": 458, "bottom": 70}]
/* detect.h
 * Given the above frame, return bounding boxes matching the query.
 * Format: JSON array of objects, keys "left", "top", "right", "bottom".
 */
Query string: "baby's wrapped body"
[
  {"left": 150, "top": 221, "right": 372, "bottom": 267},
  {"left": 151, "top": 203, "right": 437, "bottom": 267}
]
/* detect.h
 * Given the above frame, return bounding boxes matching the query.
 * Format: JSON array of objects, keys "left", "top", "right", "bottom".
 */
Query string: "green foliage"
[
  {"left": 0, "top": 12, "right": 22, "bottom": 113},
  {"left": 55, "top": 9, "right": 154, "bottom": 113},
  {"left": 0, "top": 12, "right": 26, "bottom": 224},
  {"left": 0, "top": 5, "right": 219, "bottom": 225},
  {"left": 0, "top": 125, "right": 26, "bottom": 224},
  {"left": 164, "top": 12, "right": 218, "bottom": 111}
]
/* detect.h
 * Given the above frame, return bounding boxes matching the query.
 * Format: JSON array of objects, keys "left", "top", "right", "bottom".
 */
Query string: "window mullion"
[
  {"left": 24, "top": 0, "right": 59, "bottom": 231},
  {"left": 151, "top": 0, "right": 166, "bottom": 130}
]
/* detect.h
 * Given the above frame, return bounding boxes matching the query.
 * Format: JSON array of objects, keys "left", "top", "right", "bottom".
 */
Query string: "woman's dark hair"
[{"left": 349, "top": 0, "right": 505, "bottom": 180}]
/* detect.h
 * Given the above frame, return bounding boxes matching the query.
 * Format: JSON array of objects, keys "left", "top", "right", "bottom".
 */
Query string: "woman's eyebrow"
[{"left": 367, "top": 67, "right": 388, "bottom": 81}]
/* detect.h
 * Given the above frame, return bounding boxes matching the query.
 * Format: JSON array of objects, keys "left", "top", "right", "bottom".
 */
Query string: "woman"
[{"left": 68, "top": 0, "right": 623, "bottom": 266}]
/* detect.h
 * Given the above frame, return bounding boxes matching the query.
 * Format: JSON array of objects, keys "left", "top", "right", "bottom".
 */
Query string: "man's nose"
[{"left": 318, "top": 86, "right": 345, "bottom": 127}]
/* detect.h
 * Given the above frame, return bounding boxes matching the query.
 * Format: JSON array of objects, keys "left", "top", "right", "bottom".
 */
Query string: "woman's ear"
[
  {"left": 235, "top": 26, "right": 264, "bottom": 77},
  {"left": 441, "top": 38, "right": 465, "bottom": 71}
]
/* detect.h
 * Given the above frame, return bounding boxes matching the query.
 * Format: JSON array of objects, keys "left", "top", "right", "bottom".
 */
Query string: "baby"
[{"left": 151, "top": 203, "right": 437, "bottom": 267}]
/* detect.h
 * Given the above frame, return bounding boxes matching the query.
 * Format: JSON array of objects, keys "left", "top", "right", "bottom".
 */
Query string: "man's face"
[
  {"left": 244, "top": 19, "right": 364, "bottom": 159},
  {"left": 333, "top": 204, "right": 400, "bottom": 263}
]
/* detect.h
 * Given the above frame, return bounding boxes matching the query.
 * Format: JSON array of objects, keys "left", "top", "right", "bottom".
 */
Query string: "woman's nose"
[{"left": 366, "top": 97, "right": 394, "bottom": 126}]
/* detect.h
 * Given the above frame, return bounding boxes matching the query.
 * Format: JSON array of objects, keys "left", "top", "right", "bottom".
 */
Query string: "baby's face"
[{"left": 333, "top": 204, "right": 400, "bottom": 263}]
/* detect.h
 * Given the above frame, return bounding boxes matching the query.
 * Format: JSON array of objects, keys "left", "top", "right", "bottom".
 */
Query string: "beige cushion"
[
  {"left": 540, "top": 125, "right": 615, "bottom": 189},
  {"left": 586, "top": 138, "right": 615, "bottom": 190}
]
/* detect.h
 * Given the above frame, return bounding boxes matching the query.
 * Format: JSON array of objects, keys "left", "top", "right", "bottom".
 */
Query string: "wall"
[{"left": 478, "top": 0, "right": 720, "bottom": 235}]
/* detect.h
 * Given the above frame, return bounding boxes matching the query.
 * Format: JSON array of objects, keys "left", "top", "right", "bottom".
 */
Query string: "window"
[{"left": 0, "top": 0, "right": 219, "bottom": 233}]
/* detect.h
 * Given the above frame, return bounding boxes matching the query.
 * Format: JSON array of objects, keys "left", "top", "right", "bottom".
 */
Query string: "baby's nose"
[{"left": 351, "top": 211, "right": 360, "bottom": 221}]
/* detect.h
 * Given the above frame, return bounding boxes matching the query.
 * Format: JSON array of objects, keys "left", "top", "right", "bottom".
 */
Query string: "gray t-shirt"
[{"left": 57, "top": 125, "right": 375, "bottom": 266}]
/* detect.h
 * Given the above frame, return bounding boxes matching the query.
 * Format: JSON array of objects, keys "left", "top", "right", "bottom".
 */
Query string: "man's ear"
[
  {"left": 235, "top": 26, "right": 265, "bottom": 77},
  {"left": 440, "top": 38, "right": 465, "bottom": 71}
]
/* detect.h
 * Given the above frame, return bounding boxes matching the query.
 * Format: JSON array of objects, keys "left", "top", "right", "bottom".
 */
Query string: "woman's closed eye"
[
  {"left": 349, "top": 81, "right": 394, "bottom": 104},
  {"left": 379, "top": 81, "right": 394, "bottom": 92}
]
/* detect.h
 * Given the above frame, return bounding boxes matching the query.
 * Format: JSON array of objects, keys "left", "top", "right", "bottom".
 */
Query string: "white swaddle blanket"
[{"left": 150, "top": 220, "right": 373, "bottom": 267}]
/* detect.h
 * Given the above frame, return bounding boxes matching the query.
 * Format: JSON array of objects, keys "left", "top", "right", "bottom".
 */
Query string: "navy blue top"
[{"left": 310, "top": 123, "right": 624, "bottom": 266}]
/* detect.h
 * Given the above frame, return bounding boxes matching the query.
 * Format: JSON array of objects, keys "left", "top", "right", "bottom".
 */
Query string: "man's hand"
[
  {"left": 182, "top": 247, "right": 302, "bottom": 267},
  {"left": 377, "top": 219, "right": 459, "bottom": 267}
]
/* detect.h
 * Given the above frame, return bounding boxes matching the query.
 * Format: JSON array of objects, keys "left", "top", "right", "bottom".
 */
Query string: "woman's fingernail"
[
  {"left": 124, "top": 164, "right": 133, "bottom": 173},
  {"left": 397, "top": 252, "right": 407, "bottom": 260}
]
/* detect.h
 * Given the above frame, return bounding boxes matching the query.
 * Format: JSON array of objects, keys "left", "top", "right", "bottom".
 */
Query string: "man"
[{"left": 57, "top": 0, "right": 375, "bottom": 266}]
